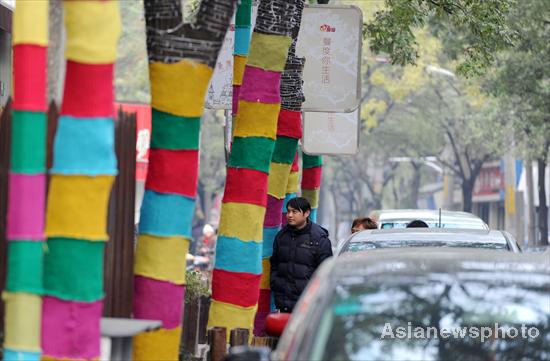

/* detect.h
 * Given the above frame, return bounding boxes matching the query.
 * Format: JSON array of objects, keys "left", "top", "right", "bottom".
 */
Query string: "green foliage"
[
  {"left": 185, "top": 270, "right": 210, "bottom": 303},
  {"left": 364, "top": 0, "right": 517, "bottom": 76}
]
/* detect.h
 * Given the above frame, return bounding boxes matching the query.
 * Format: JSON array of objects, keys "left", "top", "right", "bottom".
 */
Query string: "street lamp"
[{"left": 389, "top": 156, "right": 443, "bottom": 174}]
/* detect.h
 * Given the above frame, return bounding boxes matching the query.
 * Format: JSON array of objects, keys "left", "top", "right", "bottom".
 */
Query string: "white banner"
[
  {"left": 302, "top": 109, "right": 359, "bottom": 155},
  {"left": 296, "top": 5, "right": 362, "bottom": 113}
]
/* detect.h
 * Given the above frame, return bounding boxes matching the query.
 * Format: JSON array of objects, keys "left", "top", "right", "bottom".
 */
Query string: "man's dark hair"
[
  {"left": 352, "top": 217, "right": 377, "bottom": 230},
  {"left": 406, "top": 219, "right": 429, "bottom": 228},
  {"left": 287, "top": 197, "right": 311, "bottom": 214}
]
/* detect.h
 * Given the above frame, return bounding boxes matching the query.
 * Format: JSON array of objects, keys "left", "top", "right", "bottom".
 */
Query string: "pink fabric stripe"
[
  {"left": 239, "top": 66, "right": 281, "bottom": 104},
  {"left": 264, "top": 195, "right": 284, "bottom": 228},
  {"left": 281, "top": 212, "right": 288, "bottom": 227},
  {"left": 7, "top": 173, "right": 45, "bottom": 240},
  {"left": 133, "top": 276, "right": 185, "bottom": 329},
  {"left": 41, "top": 296, "right": 102, "bottom": 360},
  {"left": 232, "top": 85, "right": 241, "bottom": 116}
]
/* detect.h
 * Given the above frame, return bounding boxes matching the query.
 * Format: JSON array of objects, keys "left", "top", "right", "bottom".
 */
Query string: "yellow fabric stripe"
[
  {"left": 149, "top": 60, "right": 213, "bottom": 117},
  {"left": 207, "top": 300, "right": 257, "bottom": 341},
  {"left": 45, "top": 175, "right": 114, "bottom": 241},
  {"left": 13, "top": 0, "right": 48, "bottom": 46},
  {"left": 286, "top": 171, "right": 300, "bottom": 194},
  {"left": 3, "top": 292, "right": 42, "bottom": 352},
  {"left": 260, "top": 258, "right": 270, "bottom": 290},
  {"left": 233, "top": 55, "right": 248, "bottom": 86},
  {"left": 132, "top": 326, "right": 182, "bottom": 361},
  {"left": 247, "top": 32, "right": 292, "bottom": 72},
  {"left": 233, "top": 101, "right": 280, "bottom": 140},
  {"left": 219, "top": 202, "right": 266, "bottom": 242},
  {"left": 64, "top": 0, "right": 121, "bottom": 63},
  {"left": 134, "top": 235, "right": 189, "bottom": 285},
  {"left": 302, "top": 188, "right": 320, "bottom": 209},
  {"left": 267, "top": 162, "right": 292, "bottom": 199}
]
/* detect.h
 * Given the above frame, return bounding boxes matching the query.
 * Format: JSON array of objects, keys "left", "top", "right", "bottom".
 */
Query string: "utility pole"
[{"left": 526, "top": 160, "right": 536, "bottom": 247}]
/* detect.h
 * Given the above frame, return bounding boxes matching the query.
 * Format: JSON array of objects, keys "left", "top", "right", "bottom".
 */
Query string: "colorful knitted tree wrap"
[
  {"left": 232, "top": 0, "right": 252, "bottom": 117},
  {"left": 40, "top": 1, "right": 120, "bottom": 360},
  {"left": 133, "top": 0, "right": 236, "bottom": 359},
  {"left": 3, "top": 2, "right": 48, "bottom": 359},
  {"left": 209, "top": 0, "right": 299, "bottom": 338},
  {"left": 301, "top": 153, "right": 323, "bottom": 222},
  {"left": 255, "top": 0, "right": 305, "bottom": 335}
]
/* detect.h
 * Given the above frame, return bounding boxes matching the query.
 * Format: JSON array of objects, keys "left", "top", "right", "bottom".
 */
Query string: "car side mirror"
[{"left": 224, "top": 346, "right": 271, "bottom": 361}]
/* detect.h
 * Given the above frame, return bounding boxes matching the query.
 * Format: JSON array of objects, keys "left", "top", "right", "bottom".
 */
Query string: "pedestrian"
[
  {"left": 270, "top": 197, "right": 333, "bottom": 313},
  {"left": 351, "top": 216, "right": 378, "bottom": 233}
]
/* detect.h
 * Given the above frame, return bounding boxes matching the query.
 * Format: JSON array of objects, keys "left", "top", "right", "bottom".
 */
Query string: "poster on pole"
[
  {"left": 296, "top": 5, "right": 362, "bottom": 113},
  {"left": 204, "top": 24, "right": 235, "bottom": 109},
  {"left": 302, "top": 109, "right": 360, "bottom": 155}
]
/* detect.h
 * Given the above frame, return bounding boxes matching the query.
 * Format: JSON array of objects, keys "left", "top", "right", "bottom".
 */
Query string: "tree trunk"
[
  {"left": 526, "top": 160, "right": 536, "bottom": 246},
  {"left": 462, "top": 179, "right": 474, "bottom": 213},
  {"left": 537, "top": 158, "right": 548, "bottom": 246},
  {"left": 410, "top": 162, "right": 421, "bottom": 208}
]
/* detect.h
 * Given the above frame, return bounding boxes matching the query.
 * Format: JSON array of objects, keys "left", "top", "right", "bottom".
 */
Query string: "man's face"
[
  {"left": 351, "top": 224, "right": 366, "bottom": 233},
  {"left": 286, "top": 206, "right": 310, "bottom": 228}
]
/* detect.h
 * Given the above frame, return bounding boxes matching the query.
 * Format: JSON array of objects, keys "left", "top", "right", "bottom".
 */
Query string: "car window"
[{"left": 310, "top": 275, "right": 550, "bottom": 361}]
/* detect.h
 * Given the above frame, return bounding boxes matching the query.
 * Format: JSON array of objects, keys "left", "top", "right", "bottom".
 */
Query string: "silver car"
[
  {"left": 227, "top": 248, "right": 550, "bottom": 361},
  {"left": 337, "top": 228, "right": 521, "bottom": 255}
]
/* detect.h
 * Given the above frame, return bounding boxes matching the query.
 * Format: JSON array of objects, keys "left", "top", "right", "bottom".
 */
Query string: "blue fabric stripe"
[
  {"left": 282, "top": 192, "right": 297, "bottom": 212},
  {"left": 139, "top": 190, "right": 195, "bottom": 238},
  {"left": 235, "top": 26, "right": 252, "bottom": 55},
  {"left": 310, "top": 208, "right": 318, "bottom": 223},
  {"left": 3, "top": 349, "right": 41, "bottom": 361},
  {"left": 262, "top": 226, "right": 280, "bottom": 258},
  {"left": 270, "top": 291, "right": 276, "bottom": 312},
  {"left": 51, "top": 116, "right": 117, "bottom": 176},
  {"left": 214, "top": 236, "right": 262, "bottom": 274}
]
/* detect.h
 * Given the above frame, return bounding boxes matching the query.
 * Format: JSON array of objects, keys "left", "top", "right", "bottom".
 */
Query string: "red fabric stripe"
[
  {"left": 61, "top": 61, "right": 114, "bottom": 117},
  {"left": 211, "top": 269, "right": 261, "bottom": 307},
  {"left": 145, "top": 149, "right": 199, "bottom": 198},
  {"left": 264, "top": 195, "right": 284, "bottom": 227},
  {"left": 291, "top": 152, "right": 300, "bottom": 172},
  {"left": 13, "top": 45, "right": 47, "bottom": 112},
  {"left": 257, "top": 289, "right": 271, "bottom": 313},
  {"left": 276, "top": 109, "right": 302, "bottom": 139},
  {"left": 223, "top": 167, "right": 268, "bottom": 207},
  {"left": 301, "top": 166, "right": 322, "bottom": 189}
]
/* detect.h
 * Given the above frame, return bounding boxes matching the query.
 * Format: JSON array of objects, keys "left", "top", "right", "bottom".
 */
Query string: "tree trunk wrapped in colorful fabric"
[
  {"left": 41, "top": 1, "right": 120, "bottom": 360},
  {"left": 209, "top": 0, "right": 299, "bottom": 338},
  {"left": 282, "top": 152, "right": 300, "bottom": 227},
  {"left": 232, "top": 0, "right": 252, "bottom": 120},
  {"left": 3, "top": 2, "right": 49, "bottom": 360},
  {"left": 301, "top": 154, "right": 323, "bottom": 222},
  {"left": 133, "top": 0, "right": 236, "bottom": 359},
  {"left": 255, "top": 0, "right": 305, "bottom": 335}
]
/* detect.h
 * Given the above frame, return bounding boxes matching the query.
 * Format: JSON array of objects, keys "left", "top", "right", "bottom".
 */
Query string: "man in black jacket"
[{"left": 270, "top": 197, "right": 333, "bottom": 312}]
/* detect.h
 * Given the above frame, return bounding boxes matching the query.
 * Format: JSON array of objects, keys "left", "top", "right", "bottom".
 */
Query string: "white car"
[{"left": 369, "top": 209, "right": 489, "bottom": 230}]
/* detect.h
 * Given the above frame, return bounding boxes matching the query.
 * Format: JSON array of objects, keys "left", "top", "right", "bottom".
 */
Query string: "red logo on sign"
[{"left": 320, "top": 24, "right": 336, "bottom": 32}]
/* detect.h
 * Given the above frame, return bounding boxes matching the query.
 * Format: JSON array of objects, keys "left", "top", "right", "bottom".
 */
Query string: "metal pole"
[{"left": 526, "top": 160, "right": 536, "bottom": 247}]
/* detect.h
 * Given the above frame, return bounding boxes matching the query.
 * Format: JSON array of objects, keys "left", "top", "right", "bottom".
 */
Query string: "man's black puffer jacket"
[{"left": 270, "top": 220, "right": 333, "bottom": 312}]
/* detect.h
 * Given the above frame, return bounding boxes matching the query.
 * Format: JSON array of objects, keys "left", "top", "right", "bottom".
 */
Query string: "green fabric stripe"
[
  {"left": 271, "top": 136, "right": 298, "bottom": 164},
  {"left": 7, "top": 241, "right": 44, "bottom": 294},
  {"left": 150, "top": 108, "right": 201, "bottom": 150},
  {"left": 303, "top": 153, "right": 323, "bottom": 169},
  {"left": 236, "top": 0, "right": 252, "bottom": 26},
  {"left": 44, "top": 238, "right": 105, "bottom": 302},
  {"left": 11, "top": 110, "right": 47, "bottom": 174},
  {"left": 229, "top": 136, "right": 275, "bottom": 173}
]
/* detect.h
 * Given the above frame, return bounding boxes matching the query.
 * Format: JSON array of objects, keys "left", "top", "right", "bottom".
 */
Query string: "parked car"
[
  {"left": 369, "top": 209, "right": 489, "bottom": 230},
  {"left": 337, "top": 228, "right": 522, "bottom": 255},
  {"left": 228, "top": 248, "right": 550, "bottom": 361}
]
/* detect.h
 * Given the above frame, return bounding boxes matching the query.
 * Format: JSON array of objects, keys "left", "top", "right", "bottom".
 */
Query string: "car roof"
[
  {"left": 370, "top": 209, "right": 488, "bottom": 227},
  {"left": 329, "top": 247, "right": 550, "bottom": 279},
  {"left": 346, "top": 227, "right": 507, "bottom": 245}
]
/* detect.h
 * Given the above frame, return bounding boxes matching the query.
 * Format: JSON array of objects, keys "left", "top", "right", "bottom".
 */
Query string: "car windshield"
[
  {"left": 310, "top": 274, "right": 550, "bottom": 361},
  {"left": 343, "top": 240, "right": 508, "bottom": 253}
]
